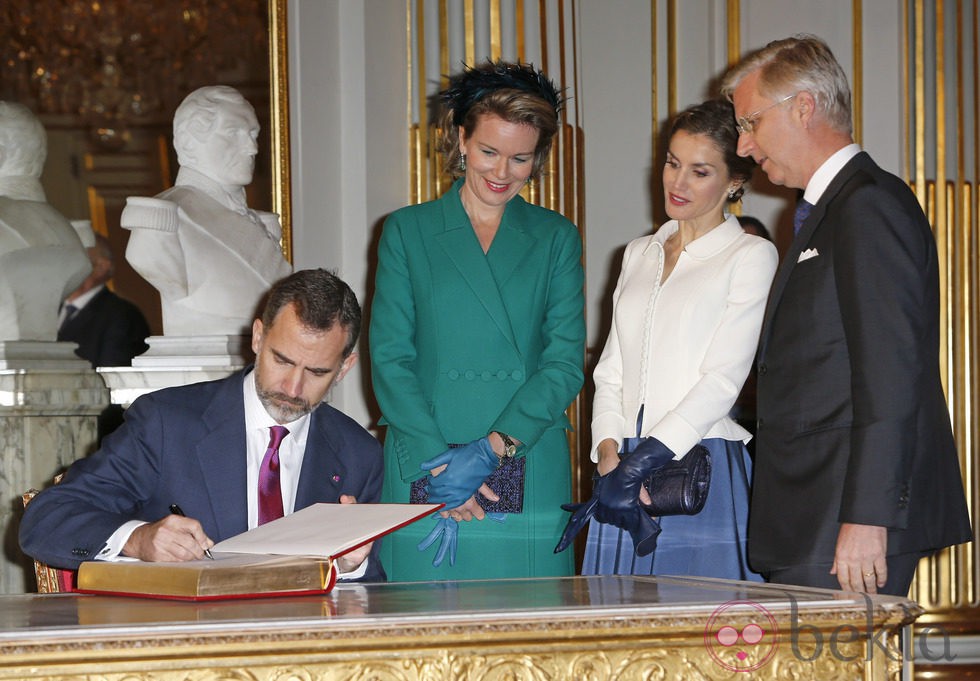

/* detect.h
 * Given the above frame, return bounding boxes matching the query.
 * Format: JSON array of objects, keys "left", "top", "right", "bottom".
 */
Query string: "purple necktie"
[
  {"left": 793, "top": 199, "right": 813, "bottom": 235},
  {"left": 258, "top": 425, "right": 289, "bottom": 525}
]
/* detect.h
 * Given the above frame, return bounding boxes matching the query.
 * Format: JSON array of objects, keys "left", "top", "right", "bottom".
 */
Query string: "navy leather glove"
[
  {"left": 420, "top": 438, "right": 500, "bottom": 509},
  {"left": 594, "top": 437, "right": 676, "bottom": 557},
  {"left": 554, "top": 471, "right": 606, "bottom": 553}
]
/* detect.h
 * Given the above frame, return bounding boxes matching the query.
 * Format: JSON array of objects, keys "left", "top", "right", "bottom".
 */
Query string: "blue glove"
[
  {"left": 554, "top": 472, "right": 606, "bottom": 553},
  {"left": 416, "top": 505, "right": 506, "bottom": 568},
  {"left": 419, "top": 438, "right": 499, "bottom": 509},
  {"left": 417, "top": 516, "right": 458, "bottom": 567},
  {"left": 593, "top": 437, "right": 675, "bottom": 557}
]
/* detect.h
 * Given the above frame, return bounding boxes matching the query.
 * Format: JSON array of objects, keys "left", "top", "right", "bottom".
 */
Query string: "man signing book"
[{"left": 21, "top": 268, "right": 385, "bottom": 582}]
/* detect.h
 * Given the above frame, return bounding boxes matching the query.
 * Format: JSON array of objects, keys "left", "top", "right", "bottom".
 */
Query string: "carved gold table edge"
[{"left": 0, "top": 577, "right": 922, "bottom": 680}]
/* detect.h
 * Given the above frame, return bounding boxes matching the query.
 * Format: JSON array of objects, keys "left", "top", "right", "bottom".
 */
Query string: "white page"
[{"left": 211, "top": 503, "right": 442, "bottom": 558}]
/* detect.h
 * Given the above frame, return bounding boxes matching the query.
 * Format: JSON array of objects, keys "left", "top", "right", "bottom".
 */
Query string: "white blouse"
[{"left": 591, "top": 215, "right": 778, "bottom": 461}]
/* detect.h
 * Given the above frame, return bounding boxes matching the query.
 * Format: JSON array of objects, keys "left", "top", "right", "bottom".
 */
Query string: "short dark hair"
[
  {"left": 669, "top": 98, "right": 756, "bottom": 202},
  {"left": 261, "top": 269, "right": 361, "bottom": 357}
]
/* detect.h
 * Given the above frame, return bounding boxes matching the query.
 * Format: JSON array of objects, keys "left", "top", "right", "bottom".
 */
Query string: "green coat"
[{"left": 370, "top": 180, "right": 585, "bottom": 581}]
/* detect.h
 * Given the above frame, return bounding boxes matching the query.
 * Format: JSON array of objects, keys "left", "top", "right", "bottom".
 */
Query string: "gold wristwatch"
[{"left": 495, "top": 431, "right": 518, "bottom": 458}]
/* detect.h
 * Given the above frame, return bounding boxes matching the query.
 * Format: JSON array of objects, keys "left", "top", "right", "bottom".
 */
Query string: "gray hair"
[
  {"left": 720, "top": 34, "right": 853, "bottom": 135},
  {"left": 0, "top": 102, "right": 46, "bottom": 178}
]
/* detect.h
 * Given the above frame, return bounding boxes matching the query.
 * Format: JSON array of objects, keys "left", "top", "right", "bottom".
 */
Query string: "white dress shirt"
[
  {"left": 802, "top": 143, "right": 861, "bottom": 206},
  {"left": 100, "top": 370, "right": 368, "bottom": 579},
  {"left": 591, "top": 215, "right": 779, "bottom": 461},
  {"left": 243, "top": 369, "right": 311, "bottom": 528}
]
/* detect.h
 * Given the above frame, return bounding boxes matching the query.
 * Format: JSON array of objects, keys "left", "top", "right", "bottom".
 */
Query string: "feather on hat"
[{"left": 440, "top": 60, "right": 563, "bottom": 125}]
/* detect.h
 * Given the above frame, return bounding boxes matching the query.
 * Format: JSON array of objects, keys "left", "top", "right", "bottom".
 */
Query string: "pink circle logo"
[{"left": 703, "top": 600, "right": 779, "bottom": 672}]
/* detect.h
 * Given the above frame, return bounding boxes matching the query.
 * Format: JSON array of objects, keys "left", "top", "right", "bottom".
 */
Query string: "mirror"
[{"left": 1, "top": 0, "right": 291, "bottom": 335}]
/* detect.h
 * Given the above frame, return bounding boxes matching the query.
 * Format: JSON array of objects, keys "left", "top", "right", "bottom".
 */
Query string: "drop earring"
[{"left": 460, "top": 153, "right": 466, "bottom": 171}]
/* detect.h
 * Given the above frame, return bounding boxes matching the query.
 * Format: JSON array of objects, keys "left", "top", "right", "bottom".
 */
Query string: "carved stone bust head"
[
  {"left": 172, "top": 85, "right": 260, "bottom": 189},
  {"left": 0, "top": 101, "right": 47, "bottom": 180}
]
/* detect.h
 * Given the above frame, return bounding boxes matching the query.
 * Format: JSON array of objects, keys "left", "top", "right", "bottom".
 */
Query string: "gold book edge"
[{"left": 77, "top": 553, "right": 335, "bottom": 599}]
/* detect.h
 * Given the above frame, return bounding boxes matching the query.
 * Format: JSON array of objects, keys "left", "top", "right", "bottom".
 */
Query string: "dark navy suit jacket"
[
  {"left": 20, "top": 368, "right": 386, "bottom": 581},
  {"left": 57, "top": 286, "right": 150, "bottom": 367}
]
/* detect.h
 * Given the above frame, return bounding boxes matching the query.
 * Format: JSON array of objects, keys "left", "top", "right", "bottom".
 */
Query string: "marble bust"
[
  {"left": 0, "top": 102, "right": 90, "bottom": 341},
  {"left": 121, "top": 85, "right": 292, "bottom": 337}
]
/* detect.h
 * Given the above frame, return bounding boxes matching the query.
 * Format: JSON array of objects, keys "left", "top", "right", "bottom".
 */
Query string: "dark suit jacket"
[
  {"left": 58, "top": 287, "right": 150, "bottom": 367},
  {"left": 19, "top": 369, "right": 387, "bottom": 581},
  {"left": 750, "top": 151, "right": 972, "bottom": 572}
]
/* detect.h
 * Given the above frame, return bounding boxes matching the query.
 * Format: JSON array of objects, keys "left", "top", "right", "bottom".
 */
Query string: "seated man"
[
  {"left": 121, "top": 85, "right": 292, "bottom": 337},
  {"left": 21, "top": 269, "right": 385, "bottom": 582}
]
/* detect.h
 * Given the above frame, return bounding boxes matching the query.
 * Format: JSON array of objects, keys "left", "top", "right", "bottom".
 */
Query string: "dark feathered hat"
[{"left": 440, "top": 60, "right": 563, "bottom": 126}]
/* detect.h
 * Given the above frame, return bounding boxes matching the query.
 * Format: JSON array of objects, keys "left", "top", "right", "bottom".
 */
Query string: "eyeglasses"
[{"left": 735, "top": 93, "right": 798, "bottom": 135}]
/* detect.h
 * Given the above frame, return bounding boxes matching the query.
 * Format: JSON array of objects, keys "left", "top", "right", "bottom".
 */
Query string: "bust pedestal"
[
  {"left": 0, "top": 342, "right": 108, "bottom": 594},
  {"left": 101, "top": 335, "right": 247, "bottom": 407}
]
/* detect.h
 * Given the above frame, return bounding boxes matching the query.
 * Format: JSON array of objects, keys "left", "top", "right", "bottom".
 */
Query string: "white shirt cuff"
[
  {"left": 97, "top": 520, "right": 148, "bottom": 561},
  {"left": 336, "top": 556, "right": 370, "bottom": 581}
]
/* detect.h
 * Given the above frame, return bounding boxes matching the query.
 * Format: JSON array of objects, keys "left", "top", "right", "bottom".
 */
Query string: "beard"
[{"left": 255, "top": 384, "right": 314, "bottom": 424}]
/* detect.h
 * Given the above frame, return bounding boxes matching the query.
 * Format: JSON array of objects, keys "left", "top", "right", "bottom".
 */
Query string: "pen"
[{"left": 169, "top": 504, "right": 215, "bottom": 560}]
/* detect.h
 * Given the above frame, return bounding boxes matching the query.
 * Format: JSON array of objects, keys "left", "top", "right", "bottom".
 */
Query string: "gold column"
[
  {"left": 719, "top": 0, "right": 978, "bottom": 634},
  {"left": 908, "top": 0, "right": 979, "bottom": 630},
  {"left": 268, "top": 0, "right": 292, "bottom": 261}
]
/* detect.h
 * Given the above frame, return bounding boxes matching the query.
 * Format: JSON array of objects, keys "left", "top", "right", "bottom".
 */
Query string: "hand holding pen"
[
  {"left": 120, "top": 505, "right": 216, "bottom": 562},
  {"left": 169, "top": 504, "right": 215, "bottom": 559}
]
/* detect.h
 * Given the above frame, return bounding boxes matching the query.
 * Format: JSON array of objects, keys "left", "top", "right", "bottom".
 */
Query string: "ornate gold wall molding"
[
  {"left": 407, "top": 0, "right": 587, "bottom": 494},
  {"left": 723, "top": 0, "right": 976, "bottom": 631},
  {"left": 905, "top": 0, "right": 979, "bottom": 627}
]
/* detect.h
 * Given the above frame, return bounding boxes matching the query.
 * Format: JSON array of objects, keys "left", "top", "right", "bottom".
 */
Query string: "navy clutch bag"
[{"left": 641, "top": 444, "right": 711, "bottom": 516}]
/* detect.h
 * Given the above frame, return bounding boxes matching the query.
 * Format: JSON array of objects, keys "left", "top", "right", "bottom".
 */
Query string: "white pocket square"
[{"left": 798, "top": 248, "right": 819, "bottom": 263}]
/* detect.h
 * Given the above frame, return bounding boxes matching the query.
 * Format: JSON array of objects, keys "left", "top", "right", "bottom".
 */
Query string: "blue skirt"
[{"left": 581, "top": 437, "right": 761, "bottom": 581}]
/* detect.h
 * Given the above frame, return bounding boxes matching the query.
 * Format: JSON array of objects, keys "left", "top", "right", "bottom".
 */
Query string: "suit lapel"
[
  {"left": 759, "top": 153, "right": 869, "bottom": 358},
  {"left": 295, "top": 407, "right": 344, "bottom": 506},
  {"left": 197, "top": 370, "right": 250, "bottom": 539},
  {"left": 486, "top": 200, "right": 535, "bottom": 286},
  {"left": 431, "top": 184, "right": 526, "bottom": 346}
]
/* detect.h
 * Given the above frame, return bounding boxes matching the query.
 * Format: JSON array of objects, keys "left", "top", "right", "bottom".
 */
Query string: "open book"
[{"left": 76, "top": 503, "right": 442, "bottom": 601}]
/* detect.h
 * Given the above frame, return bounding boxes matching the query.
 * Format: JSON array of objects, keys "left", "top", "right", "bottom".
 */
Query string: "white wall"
[{"left": 289, "top": 0, "right": 408, "bottom": 428}]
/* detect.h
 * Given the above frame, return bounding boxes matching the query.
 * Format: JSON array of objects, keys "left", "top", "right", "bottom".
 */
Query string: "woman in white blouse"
[{"left": 581, "top": 99, "right": 778, "bottom": 578}]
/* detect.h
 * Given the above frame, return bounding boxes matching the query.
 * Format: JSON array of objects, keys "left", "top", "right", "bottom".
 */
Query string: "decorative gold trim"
[
  {"left": 516, "top": 0, "right": 526, "bottom": 59},
  {"left": 727, "top": 0, "right": 740, "bottom": 65},
  {"left": 852, "top": 0, "right": 862, "bottom": 145},
  {"left": 0, "top": 594, "right": 919, "bottom": 681},
  {"left": 268, "top": 0, "right": 292, "bottom": 263},
  {"left": 465, "top": 0, "right": 475, "bottom": 65},
  {"left": 667, "top": 0, "right": 676, "bottom": 117},
  {"left": 490, "top": 0, "right": 501, "bottom": 60}
]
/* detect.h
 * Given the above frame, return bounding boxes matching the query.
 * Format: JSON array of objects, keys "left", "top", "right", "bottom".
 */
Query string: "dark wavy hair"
[{"left": 669, "top": 98, "right": 756, "bottom": 202}]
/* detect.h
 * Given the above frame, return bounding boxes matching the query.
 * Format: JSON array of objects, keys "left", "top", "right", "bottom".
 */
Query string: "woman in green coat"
[{"left": 370, "top": 61, "right": 585, "bottom": 581}]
